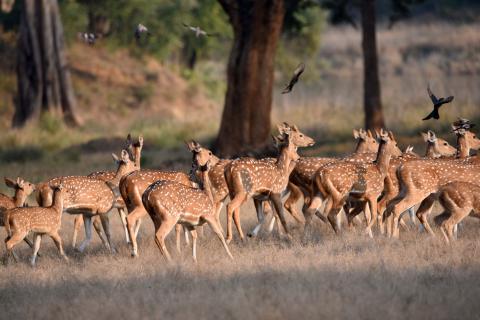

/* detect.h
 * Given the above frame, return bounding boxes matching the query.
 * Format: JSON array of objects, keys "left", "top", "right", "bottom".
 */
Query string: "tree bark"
[
  {"left": 361, "top": 0, "right": 384, "bottom": 130},
  {"left": 12, "top": 0, "right": 80, "bottom": 128},
  {"left": 215, "top": 0, "right": 285, "bottom": 157}
]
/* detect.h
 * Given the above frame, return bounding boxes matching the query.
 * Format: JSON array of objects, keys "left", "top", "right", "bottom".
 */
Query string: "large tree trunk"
[
  {"left": 361, "top": 0, "right": 384, "bottom": 130},
  {"left": 215, "top": 0, "right": 285, "bottom": 157},
  {"left": 12, "top": 0, "right": 80, "bottom": 128}
]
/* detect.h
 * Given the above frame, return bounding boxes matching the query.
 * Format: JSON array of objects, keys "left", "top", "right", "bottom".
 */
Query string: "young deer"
[
  {"left": 283, "top": 128, "right": 379, "bottom": 225},
  {"left": 120, "top": 163, "right": 196, "bottom": 257},
  {"left": 434, "top": 182, "right": 480, "bottom": 243},
  {"left": 1, "top": 178, "right": 36, "bottom": 248},
  {"left": 307, "top": 130, "right": 402, "bottom": 236},
  {"left": 4, "top": 184, "right": 67, "bottom": 266},
  {"left": 385, "top": 125, "right": 480, "bottom": 238},
  {"left": 83, "top": 134, "right": 143, "bottom": 246},
  {"left": 142, "top": 143, "right": 233, "bottom": 262},
  {"left": 36, "top": 150, "right": 135, "bottom": 253},
  {"left": 224, "top": 124, "right": 315, "bottom": 242}
]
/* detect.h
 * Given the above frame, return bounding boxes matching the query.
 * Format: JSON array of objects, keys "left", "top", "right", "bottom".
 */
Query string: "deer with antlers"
[
  {"left": 385, "top": 123, "right": 480, "bottom": 238},
  {"left": 142, "top": 142, "right": 233, "bottom": 262},
  {"left": 36, "top": 150, "right": 136, "bottom": 253},
  {"left": 4, "top": 183, "right": 67, "bottom": 266},
  {"left": 433, "top": 182, "right": 480, "bottom": 243},
  {"left": 305, "top": 129, "right": 402, "bottom": 236},
  {"left": 224, "top": 123, "right": 315, "bottom": 242}
]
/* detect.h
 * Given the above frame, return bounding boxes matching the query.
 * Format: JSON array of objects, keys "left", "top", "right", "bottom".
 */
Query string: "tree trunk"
[
  {"left": 13, "top": 0, "right": 80, "bottom": 128},
  {"left": 361, "top": 0, "right": 384, "bottom": 131},
  {"left": 215, "top": 0, "right": 285, "bottom": 157}
]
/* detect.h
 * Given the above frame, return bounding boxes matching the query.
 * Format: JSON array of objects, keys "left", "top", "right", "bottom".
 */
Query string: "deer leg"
[
  {"left": 100, "top": 213, "right": 116, "bottom": 254},
  {"left": 346, "top": 203, "right": 364, "bottom": 229},
  {"left": 225, "top": 192, "right": 246, "bottom": 243},
  {"left": 248, "top": 199, "right": 266, "bottom": 238},
  {"left": 416, "top": 194, "right": 436, "bottom": 236},
  {"left": 118, "top": 207, "right": 130, "bottom": 244},
  {"left": 205, "top": 216, "right": 233, "bottom": 260},
  {"left": 72, "top": 215, "right": 83, "bottom": 248},
  {"left": 189, "top": 228, "right": 198, "bottom": 263},
  {"left": 126, "top": 206, "right": 148, "bottom": 257},
  {"left": 30, "top": 233, "right": 42, "bottom": 267},
  {"left": 284, "top": 183, "right": 304, "bottom": 224},
  {"left": 327, "top": 205, "right": 342, "bottom": 234},
  {"left": 270, "top": 193, "right": 290, "bottom": 238},
  {"left": 365, "top": 198, "right": 377, "bottom": 238},
  {"left": 93, "top": 216, "right": 108, "bottom": 249},
  {"left": 303, "top": 195, "right": 324, "bottom": 234},
  {"left": 388, "top": 192, "right": 423, "bottom": 238},
  {"left": 77, "top": 215, "right": 93, "bottom": 253},
  {"left": 50, "top": 231, "right": 68, "bottom": 261},
  {"left": 133, "top": 219, "right": 142, "bottom": 239},
  {"left": 153, "top": 218, "right": 177, "bottom": 262},
  {"left": 5, "top": 231, "right": 26, "bottom": 264},
  {"left": 175, "top": 224, "right": 182, "bottom": 254},
  {"left": 267, "top": 200, "right": 277, "bottom": 234}
]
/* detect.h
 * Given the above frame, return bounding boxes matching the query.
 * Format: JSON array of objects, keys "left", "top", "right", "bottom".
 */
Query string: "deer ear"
[
  {"left": 185, "top": 140, "right": 196, "bottom": 152},
  {"left": 421, "top": 132, "right": 428, "bottom": 142},
  {"left": 353, "top": 129, "right": 359, "bottom": 139},
  {"left": 138, "top": 135, "right": 144, "bottom": 147},
  {"left": 4, "top": 177, "right": 16, "bottom": 188},
  {"left": 367, "top": 130, "right": 374, "bottom": 138},
  {"left": 112, "top": 153, "right": 120, "bottom": 163},
  {"left": 291, "top": 124, "right": 299, "bottom": 132},
  {"left": 277, "top": 123, "right": 288, "bottom": 135},
  {"left": 388, "top": 131, "right": 395, "bottom": 140},
  {"left": 126, "top": 133, "right": 133, "bottom": 145},
  {"left": 121, "top": 149, "right": 130, "bottom": 162},
  {"left": 428, "top": 130, "right": 437, "bottom": 142}
]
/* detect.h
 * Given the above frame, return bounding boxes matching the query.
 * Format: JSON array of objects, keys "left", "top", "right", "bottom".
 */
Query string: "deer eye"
[
  {"left": 444, "top": 142, "right": 448, "bottom": 145},
  {"left": 299, "top": 134, "right": 303, "bottom": 137},
  {"left": 208, "top": 151, "right": 212, "bottom": 156}
]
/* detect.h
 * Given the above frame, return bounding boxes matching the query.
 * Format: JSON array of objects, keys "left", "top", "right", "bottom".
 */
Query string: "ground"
[{"left": 1, "top": 199, "right": 480, "bottom": 319}]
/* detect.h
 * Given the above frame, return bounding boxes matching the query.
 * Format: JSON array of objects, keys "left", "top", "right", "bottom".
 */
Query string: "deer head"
[
  {"left": 353, "top": 128, "right": 378, "bottom": 153},
  {"left": 422, "top": 130, "right": 456, "bottom": 158},
  {"left": 376, "top": 130, "right": 402, "bottom": 157},
  {"left": 277, "top": 123, "right": 314, "bottom": 147},
  {"left": 5, "top": 177, "right": 36, "bottom": 206},
  {"left": 112, "top": 149, "right": 137, "bottom": 179}
]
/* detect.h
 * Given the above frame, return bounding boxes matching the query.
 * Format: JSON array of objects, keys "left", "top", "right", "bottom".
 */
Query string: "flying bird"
[
  {"left": 281, "top": 63, "right": 305, "bottom": 94},
  {"left": 78, "top": 32, "right": 96, "bottom": 45},
  {"left": 182, "top": 23, "right": 216, "bottom": 38},
  {"left": 422, "top": 84, "right": 454, "bottom": 120},
  {"left": 135, "top": 23, "right": 150, "bottom": 42}
]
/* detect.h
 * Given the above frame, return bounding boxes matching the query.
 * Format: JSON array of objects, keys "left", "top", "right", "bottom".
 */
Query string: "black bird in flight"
[
  {"left": 422, "top": 84, "right": 454, "bottom": 120},
  {"left": 282, "top": 62, "right": 305, "bottom": 94}
]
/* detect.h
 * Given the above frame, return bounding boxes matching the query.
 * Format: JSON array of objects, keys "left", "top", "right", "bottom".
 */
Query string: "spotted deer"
[
  {"left": 359, "top": 131, "right": 457, "bottom": 233},
  {"left": 433, "top": 182, "right": 480, "bottom": 243},
  {"left": 385, "top": 126, "right": 480, "bottom": 238},
  {"left": 283, "top": 128, "right": 379, "bottom": 225},
  {"left": 4, "top": 183, "right": 67, "bottom": 266},
  {"left": 142, "top": 143, "right": 233, "bottom": 262},
  {"left": 120, "top": 159, "right": 197, "bottom": 257},
  {"left": 81, "top": 134, "right": 143, "bottom": 246},
  {"left": 306, "top": 130, "right": 402, "bottom": 236},
  {"left": 36, "top": 150, "right": 135, "bottom": 253},
  {"left": 224, "top": 124, "right": 315, "bottom": 242},
  {"left": 1, "top": 178, "right": 36, "bottom": 248}
]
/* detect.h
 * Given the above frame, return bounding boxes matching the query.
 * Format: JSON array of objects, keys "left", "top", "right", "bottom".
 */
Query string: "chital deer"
[
  {"left": 1, "top": 178, "right": 36, "bottom": 248},
  {"left": 4, "top": 183, "right": 67, "bottom": 266},
  {"left": 306, "top": 130, "right": 402, "bottom": 236},
  {"left": 283, "top": 128, "right": 379, "bottom": 226},
  {"left": 142, "top": 143, "right": 233, "bottom": 262},
  {"left": 82, "top": 134, "right": 143, "bottom": 246},
  {"left": 433, "top": 182, "right": 480, "bottom": 243},
  {"left": 224, "top": 124, "right": 315, "bottom": 242},
  {"left": 120, "top": 161, "right": 197, "bottom": 257},
  {"left": 36, "top": 150, "right": 135, "bottom": 253},
  {"left": 385, "top": 125, "right": 480, "bottom": 238}
]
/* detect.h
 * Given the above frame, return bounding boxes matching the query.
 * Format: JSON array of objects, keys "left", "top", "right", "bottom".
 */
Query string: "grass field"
[{"left": 1, "top": 204, "right": 480, "bottom": 319}]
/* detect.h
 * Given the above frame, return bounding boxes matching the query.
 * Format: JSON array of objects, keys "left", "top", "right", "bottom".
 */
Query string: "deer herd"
[{"left": 1, "top": 120, "right": 480, "bottom": 266}]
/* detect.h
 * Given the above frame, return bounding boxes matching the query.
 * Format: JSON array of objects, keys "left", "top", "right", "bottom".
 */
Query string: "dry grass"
[{"left": 1, "top": 204, "right": 480, "bottom": 320}]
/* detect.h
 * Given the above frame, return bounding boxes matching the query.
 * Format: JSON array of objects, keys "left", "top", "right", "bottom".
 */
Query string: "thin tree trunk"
[
  {"left": 13, "top": 0, "right": 80, "bottom": 128},
  {"left": 361, "top": 0, "right": 384, "bottom": 130},
  {"left": 215, "top": 0, "right": 285, "bottom": 157}
]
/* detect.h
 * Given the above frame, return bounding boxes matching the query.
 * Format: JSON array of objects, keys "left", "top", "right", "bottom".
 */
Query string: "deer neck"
[
  {"left": 374, "top": 142, "right": 392, "bottom": 176},
  {"left": 200, "top": 169, "right": 214, "bottom": 205},
  {"left": 276, "top": 145, "right": 296, "bottom": 178},
  {"left": 134, "top": 149, "right": 142, "bottom": 168},
  {"left": 13, "top": 189, "right": 26, "bottom": 207},
  {"left": 354, "top": 140, "right": 368, "bottom": 153},
  {"left": 111, "top": 163, "right": 135, "bottom": 186},
  {"left": 456, "top": 135, "right": 470, "bottom": 158},
  {"left": 52, "top": 190, "right": 64, "bottom": 214}
]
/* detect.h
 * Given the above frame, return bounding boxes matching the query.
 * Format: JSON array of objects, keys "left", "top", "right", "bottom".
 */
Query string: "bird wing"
[
  {"left": 427, "top": 84, "right": 439, "bottom": 104},
  {"left": 293, "top": 62, "right": 305, "bottom": 79},
  {"left": 443, "top": 96, "right": 454, "bottom": 103}
]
